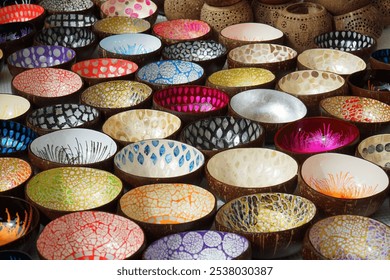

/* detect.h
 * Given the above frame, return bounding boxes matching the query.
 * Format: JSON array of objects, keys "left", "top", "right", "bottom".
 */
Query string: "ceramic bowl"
[
  {"left": 119, "top": 183, "right": 216, "bottom": 241},
  {"left": 277, "top": 70, "right": 347, "bottom": 116},
  {"left": 136, "top": 60, "right": 205, "bottom": 91},
  {"left": 28, "top": 128, "right": 117, "bottom": 171},
  {"left": 0, "top": 22, "right": 36, "bottom": 59},
  {"left": 299, "top": 153, "right": 389, "bottom": 216},
  {"left": 320, "top": 96, "right": 390, "bottom": 138},
  {"left": 0, "top": 250, "right": 32, "bottom": 260},
  {"left": 274, "top": 117, "right": 360, "bottom": 164},
  {"left": 0, "top": 94, "right": 31, "bottom": 122},
  {"left": 0, "top": 120, "right": 37, "bottom": 157},
  {"left": 0, "top": 195, "right": 40, "bottom": 252},
  {"left": 179, "top": 116, "right": 265, "bottom": 159},
  {"left": 98, "top": 33, "right": 162, "bottom": 67},
  {"left": 143, "top": 230, "right": 251, "bottom": 260},
  {"left": 39, "top": 0, "right": 94, "bottom": 15},
  {"left": 80, "top": 80, "right": 153, "bottom": 119},
  {"left": 71, "top": 58, "right": 138, "bottom": 86},
  {"left": 102, "top": 109, "right": 181, "bottom": 147},
  {"left": 215, "top": 193, "right": 316, "bottom": 259},
  {"left": 0, "top": 157, "right": 32, "bottom": 197},
  {"left": 229, "top": 89, "right": 307, "bottom": 143},
  {"left": 0, "top": 4, "right": 45, "bottom": 29},
  {"left": 206, "top": 148, "right": 298, "bottom": 202},
  {"left": 114, "top": 139, "right": 205, "bottom": 188},
  {"left": 7, "top": 45, "right": 76, "bottom": 76},
  {"left": 152, "top": 85, "right": 230, "bottom": 124},
  {"left": 369, "top": 49, "right": 390, "bottom": 71},
  {"left": 302, "top": 215, "right": 390, "bottom": 260},
  {"left": 11, "top": 68, "right": 84, "bottom": 108},
  {"left": 93, "top": 16, "right": 151, "bottom": 40},
  {"left": 44, "top": 13, "right": 97, "bottom": 29},
  {"left": 26, "top": 167, "right": 123, "bottom": 220},
  {"left": 36, "top": 211, "right": 145, "bottom": 260},
  {"left": 206, "top": 68, "right": 276, "bottom": 97},
  {"left": 26, "top": 103, "right": 101, "bottom": 136}
]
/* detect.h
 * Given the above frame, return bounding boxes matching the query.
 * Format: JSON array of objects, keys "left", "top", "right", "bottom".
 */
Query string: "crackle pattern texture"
[
  {"left": 0, "top": 158, "right": 31, "bottom": 192},
  {"left": 358, "top": 134, "right": 390, "bottom": 170},
  {"left": 0, "top": 4, "right": 44, "bottom": 24},
  {"left": 101, "top": 0, "right": 157, "bottom": 19},
  {"left": 0, "top": 95, "right": 30, "bottom": 120}
]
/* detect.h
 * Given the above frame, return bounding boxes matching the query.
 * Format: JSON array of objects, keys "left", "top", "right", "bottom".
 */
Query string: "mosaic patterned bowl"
[
  {"left": 0, "top": 158, "right": 32, "bottom": 197},
  {"left": 299, "top": 153, "right": 389, "bottom": 216},
  {"left": 40, "top": 0, "right": 94, "bottom": 15},
  {"left": 11, "top": 68, "right": 84, "bottom": 108},
  {"left": 119, "top": 183, "right": 216, "bottom": 241},
  {"left": 36, "top": 211, "right": 145, "bottom": 260},
  {"left": 26, "top": 103, "right": 101, "bottom": 136},
  {"left": 153, "top": 85, "right": 230, "bottom": 124},
  {"left": 102, "top": 109, "right": 182, "bottom": 147},
  {"left": 0, "top": 250, "right": 32, "bottom": 260},
  {"left": 0, "top": 94, "right": 31, "bottom": 122},
  {"left": 215, "top": 193, "right": 316, "bottom": 259},
  {"left": 369, "top": 49, "right": 390, "bottom": 71},
  {"left": 44, "top": 13, "right": 97, "bottom": 29},
  {"left": 114, "top": 139, "right": 205, "bottom": 188},
  {"left": 26, "top": 167, "right": 123, "bottom": 220},
  {"left": 0, "top": 4, "right": 45, "bottom": 29},
  {"left": 0, "top": 22, "right": 36, "bottom": 59},
  {"left": 28, "top": 128, "right": 117, "bottom": 171},
  {"left": 93, "top": 16, "right": 151, "bottom": 39},
  {"left": 0, "top": 121, "right": 36, "bottom": 157},
  {"left": 143, "top": 230, "right": 251, "bottom": 260},
  {"left": 302, "top": 215, "right": 390, "bottom": 260},
  {"left": 7, "top": 45, "right": 76, "bottom": 76}
]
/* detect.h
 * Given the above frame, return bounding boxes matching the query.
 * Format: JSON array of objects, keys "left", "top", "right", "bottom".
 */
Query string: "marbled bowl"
[
  {"left": 0, "top": 157, "right": 32, "bottom": 197},
  {"left": 0, "top": 120, "right": 36, "bottom": 157},
  {"left": 39, "top": 0, "right": 94, "bottom": 15},
  {"left": 93, "top": 16, "right": 151, "bottom": 39},
  {"left": 44, "top": 13, "right": 97, "bottom": 29},
  {"left": 369, "top": 49, "right": 390, "bottom": 70},
  {"left": 0, "top": 94, "right": 31, "bottom": 122},
  {"left": 0, "top": 22, "right": 36, "bottom": 59}
]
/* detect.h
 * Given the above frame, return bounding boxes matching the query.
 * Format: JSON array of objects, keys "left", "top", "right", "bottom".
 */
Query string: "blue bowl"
[
  {"left": 0, "top": 120, "right": 37, "bottom": 155},
  {"left": 370, "top": 49, "right": 390, "bottom": 70}
]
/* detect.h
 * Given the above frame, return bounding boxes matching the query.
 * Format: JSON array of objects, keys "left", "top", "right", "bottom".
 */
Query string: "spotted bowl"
[
  {"left": 0, "top": 4, "right": 45, "bottom": 29},
  {"left": 0, "top": 120, "right": 37, "bottom": 157}
]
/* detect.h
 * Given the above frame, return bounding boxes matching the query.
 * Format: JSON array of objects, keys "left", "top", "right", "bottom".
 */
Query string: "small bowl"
[
  {"left": 0, "top": 157, "right": 32, "bottom": 197},
  {"left": 0, "top": 120, "right": 37, "bottom": 157},
  {"left": 152, "top": 85, "right": 230, "bottom": 124},
  {"left": 102, "top": 109, "right": 182, "bottom": 147},
  {"left": 274, "top": 117, "right": 360, "bottom": 164},
  {"left": 114, "top": 139, "right": 205, "bottom": 188},
  {"left": 26, "top": 103, "right": 101, "bottom": 136},
  {"left": 0, "top": 250, "right": 32, "bottom": 260},
  {"left": 7, "top": 45, "right": 76, "bottom": 76},
  {"left": 92, "top": 16, "right": 151, "bottom": 39},
  {"left": 215, "top": 193, "right": 316, "bottom": 259},
  {"left": 28, "top": 128, "right": 117, "bottom": 171},
  {"left": 0, "top": 22, "right": 36, "bottom": 59},
  {"left": 143, "top": 230, "right": 251, "bottom": 260},
  {"left": 369, "top": 49, "right": 390, "bottom": 71},
  {"left": 0, "top": 4, "right": 45, "bottom": 29},
  {"left": 71, "top": 58, "right": 138, "bottom": 86},
  {"left": 0, "top": 94, "right": 31, "bottom": 122},
  {"left": 39, "top": 0, "right": 94, "bottom": 15},
  {"left": 26, "top": 167, "right": 123, "bottom": 220},
  {"left": 11, "top": 68, "right": 84, "bottom": 108},
  {"left": 44, "top": 13, "right": 98, "bottom": 29},
  {"left": 206, "top": 148, "right": 298, "bottom": 202},
  {"left": 119, "top": 183, "right": 216, "bottom": 241},
  {"left": 299, "top": 153, "right": 389, "bottom": 216},
  {"left": 36, "top": 211, "right": 145, "bottom": 260}
]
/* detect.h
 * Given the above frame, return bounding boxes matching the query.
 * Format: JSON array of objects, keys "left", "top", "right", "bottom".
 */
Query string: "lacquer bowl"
[
  {"left": 0, "top": 121, "right": 36, "bottom": 157},
  {"left": 26, "top": 167, "right": 123, "bottom": 221},
  {"left": 0, "top": 4, "right": 45, "bottom": 29},
  {"left": 36, "top": 211, "right": 145, "bottom": 260},
  {"left": 143, "top": 230, "right": 251, "bottom": 260},
  {"left": 152, "top": 85, "right": 230, "bottom": 124},
  {"left": 215, "top": 193, "right": 316, "bottom": 259},
  {"left": 102, "top": 109, "right": 181, "bottom": 147},
  {"left": 28, "top": 128, "right": 117, "bottom": 171},
  {"left": 11, "top": 68, "right": 84, "bottom": 108},
  {"left": 0, "top": 22, "right": 36, "bottom": 59},
  {"left": 114, "top": 139, "right": 205, "bottom": 188},
  {"left": 118, "top": 183, "right": 216, "bottom": 241},
  {"left": 0, "top": 94, "right": 30, "bottom": 122},
  {"left": 298, "top": 153, "right": 389, "bottom": 216},
  {"left": 0, "top": 250, "right": 32, "bottom": 260},
  {"left": 206, "top": 148, "right": 298, "bottom": 202},
  {"left": 369, "top": 49, "right": 390, "bottom": 71},
  {"left": 44, "top": 13, "right": 97, "bottom": 29},
  {"left": 26, "top": 103, "right": 101, "bottom": 136},
  {"left": 93, "top": 16, "right": 151, "bottom": 39},
  {"left": 302, "top": 215, "right": 390, "bottom": 260},
  {"left": 39, "top": 0, "right": 94, "bottom": 15},
  {"left": 0, "top": 157, "right": 32, "bottom": 197}
]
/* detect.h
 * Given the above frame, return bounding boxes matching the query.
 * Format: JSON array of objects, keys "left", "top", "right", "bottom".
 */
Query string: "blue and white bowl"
[{"left": 0, "top": 120, "right": 37, "bottom": 156}]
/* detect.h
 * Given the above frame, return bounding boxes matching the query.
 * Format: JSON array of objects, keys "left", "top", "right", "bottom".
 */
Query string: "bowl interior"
[
  {"left": 101, "top": 0, "right": 157, "bottom": 18},
  {"left": 208, "top": 68, "right": 275, "bottom": 87},
  {"left": 40, "top": 0, "right": 94, "bottom": 13},
  {"left": 0, "top": 4, "right": 44, "bottom": 24},
  {"left": 99, "top": 33, "right": 161, "bottom": 55},
  {"left": 153, "top": 19, "right": 210, "bottom": 40},
  {"left": 163, "top": 40, "right": 226, "bottom": 62},
  {"left": 35, "top": 27, "right": 96, "bottom": 48},
  {"left": 371, "top": 49, "right": 390, "bottom": 64},
  {"left": 348, "top": 69, "right": 390, "bottom": 92},
  {"left": 357, "top": 134, "right": 390, "bottom": 170},
  {"left": 314, "top": 31, "right": 375, "bottom": 52},
  {"left": 94, "top": 16, "right": 150, "bottom": 35},
  {"left": 45, "top": 14, "right": 97, "bottom": 28},
  {"left": 0, "top": 121, "right": 36, "bottom": 154},
  {"left": 221, "top": 23, "right": 283, "bottom": 42},
  {"left": 0, "top": 23, "right": 34, "bottom": 44},
  {"left": 0, "top": 158, "right": 32, "bottom": 192},
  {"left": 0, "top": 94, "right": 30, "bottom": 120}
]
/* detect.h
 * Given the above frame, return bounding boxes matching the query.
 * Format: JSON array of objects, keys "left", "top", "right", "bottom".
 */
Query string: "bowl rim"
[
  {"left": 0, "top": 93, "right": 31, "bottom": 120},
  {"left": 40, "top": 0, "right": 94, "bottom": 13},
  {"left": 314, "top": 30, "right": 377, "bottom": 49},
  {"left": 220, "top": 22, "right": 284, "bottom": 42},
  {"left": 100, "top": 0, "right": 158, "bottom": 18},
  {"left": 152, "top": 19, "right": 211, "bottom": 40},
  {"left": 356, "top": 133, "right": 390, "bottom": 170},
  {"left": 370, "top": 48, "right": 390, "bottom": 64}
]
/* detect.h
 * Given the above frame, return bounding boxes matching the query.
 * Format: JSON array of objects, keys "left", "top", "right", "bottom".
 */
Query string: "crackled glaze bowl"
[
  {"left": 0, "top": 121, "right": 36, "bottom": 157},
  {"left": 0, "top": 94, "right": 30, "bottom": 122},
  {"left": 44, "top": 13, "right": 97, "bottom": 29},
  {"left": 93, "top": 16, "right": 151, "bottom": 39},
  {"left": 0, "top": 22, "right": 36, "bottom": 59},
  {"left": 0, "top": 4, "right": 45, "bottom": 28},
  {"left": 40, "top": 0, "right": 94, "bottom": 15},
  {"left": 370, "top": 49, "right": 390, "bottom": 70},
  {"left": 0, "top": 158, "right": 32, "bottom": 197},
  {"left": 36, "top": 211, "right": 145, "bottom": 260}
]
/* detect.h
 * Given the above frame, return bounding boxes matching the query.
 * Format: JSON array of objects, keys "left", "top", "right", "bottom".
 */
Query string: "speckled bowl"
[
  {"left": 0, "top": 120, "right": 37, "bottom": 157},
  {"left": 0, "top": 22, "right": 36, "bottom": 59},
  {"left": 0, "top": 4, "right": 45, "bottom": 28},
  {"left": 369, "top": 49, "right": 390, "bottom": 70},
  {"left": 93, "top": 16, "right": 151, "bottom": 39},
  {"left": 44, "top": 13, "right": 97, "bottom": 29},
  {"left": 39, "top": 0, "right": 94, "bottom": 15},
  {"left": 0, "top": 94, "right": 31, "bottom": 122},
  {"left": 0, "top": 157, "right": 32, "bottom": 197}
]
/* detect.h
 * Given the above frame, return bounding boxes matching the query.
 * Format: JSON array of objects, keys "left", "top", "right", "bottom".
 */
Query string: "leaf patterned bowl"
[
  {"left": 93, "top": 16, "right": 151, "bottom": 39},
  {"left": 0, "top": 120, "right": 37, "bottom": 157},
  {"left": 0, "top": 94, "right": 31, "bottom": 122}
]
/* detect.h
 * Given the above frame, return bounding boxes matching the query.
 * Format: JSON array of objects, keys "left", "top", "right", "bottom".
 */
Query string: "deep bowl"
[
  {"left": 93, "top": 16, "right": 151, "bottom": 39},
  {"left": 44, "top": 13, "right": 97, "bottom": 29},
  {"left": 39, "top": 0, "right": 94, "bottom": 15},
  {"left": 0, "top": 22, "right": 36, "bottom": 59},
  {"left": 0, "top": 4, "right": 45, "bottom": 29},
  {"left": 0, "top": 120, "right": 37, "bottom": 157},
  {"left": 369, "top": 49, "right": 390, "bottom": 70},
  {"left": 0, "top": 157, "right": 32, "bottom": 197},
  {"left": 0, "top": 94, "right": 31, "bottom": 122}
]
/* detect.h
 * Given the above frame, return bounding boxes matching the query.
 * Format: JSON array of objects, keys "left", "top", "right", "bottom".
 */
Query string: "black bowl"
[
  {"left": 0, "top": 250, "right": 32, "bottom": 260},
  {"left": 0, "top": 22, "right": 36, "bottom": 59},
  {"left": 44, "top": 13, "right": 98, "bottom": 29},
  {"left": 0, "top": 120, "right": 37, "bottom": 157},
  {"left": 39, "top": 0, "right": 95, "bottom": 15}
]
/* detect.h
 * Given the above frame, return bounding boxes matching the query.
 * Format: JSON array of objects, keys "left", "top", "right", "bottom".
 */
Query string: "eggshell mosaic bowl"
[
  {"left": 44, "top": 13, "right": 97, "bottom": 29},
  {"left": 93, "top": 16, "right": 151, "bottom": 39},
  {"left": 40, "top": 0, "right": 94, "bottom": 14},
  {"left": 0, "top": 120, "right": 37, "bottom": 156},
  {"left": 100, "top": 0, "right": 158, "bottom": 24},
  {"left": 0, "top": 94, "right": 30, "bottom": 121},
  {"left": 0, "top": 4, "right": 45, "bottom": 27},
  {"left": 0, "top": 157, "right": 32, "bottom": 197}
]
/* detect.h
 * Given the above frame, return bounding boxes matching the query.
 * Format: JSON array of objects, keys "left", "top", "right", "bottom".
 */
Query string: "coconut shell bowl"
[
  {"left": 369, "top": 49, "right": 390, "bottom": 70},
  {"left": 143, "top": 230, "right": 251, "bottom": 260},
  {"left": 299, "top": 153, "right": 389, "bottom": 217},
  {"left": 0, "top": 120, "right": 37, "bottom": 157},
  {"left": 118, "top": 183, "right": 216, "bottom": 241},
  {"left": 114, "top": 139, "right": 205, "bottom": 188},
  {"left": 44, "top": 13, "right": 98, "bottom": 29},
  {"left": 0, "top": 94, "right": 31, "bottom": 122},
  {"left": 215, "top": 193, "right": 316, "bottom": 259},
  {"left": 0, "top": 4, "right": 45, "bottom": 29},
  {"left": 0, "top": 157, "right": 32, "bottom": 197},
  {"left": 0, "top": 22, "right": 36, "bottom": 59},
  {"left": 302, "top": 215, "right": 390, "bottom": 260},
  {"left": 39, "top": 0, "right": 94, "bottom": 15},
  {"left": 36, "top": 211, "right": 145, "bottom": 260}
]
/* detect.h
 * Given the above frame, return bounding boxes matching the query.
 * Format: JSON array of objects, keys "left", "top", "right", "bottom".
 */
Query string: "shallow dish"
[
  {"left": 0, "top": 120, "right": 36, "bottom": 157},
  {"left": 93, "top": 16, "right": 151, "bottom": 39},
  {"left": 100, "top": 0, "right": 158, "bottom": 24},
  {"left": 0, "top": 157, "right": 32, "bottom": 197},
  {"left": 0, "top": 94, "right": 30, "bottom": 122}
]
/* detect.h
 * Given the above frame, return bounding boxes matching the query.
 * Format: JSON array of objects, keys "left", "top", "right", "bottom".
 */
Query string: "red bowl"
[{"left": 0, "top": 4, "right": 45, "bottom": 28}]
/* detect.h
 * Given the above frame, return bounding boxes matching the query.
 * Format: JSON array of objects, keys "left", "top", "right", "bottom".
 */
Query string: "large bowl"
[
  {"left": 0, "top": 157, "right": 32, "bottom": 197},
  {"left": 369, "top": 49, "right": 390, "bottom": 70},
  {"left": 93, "top": 16, "right": 151, "bottom": 39},
  {"left": 0, "top": 120, "right": 37, "bottom": 157},
  {"left": 0, "top": 4, "right": 45, "bottom": 29},
  {"left": 0, "top": 22, "right": 36, "bottom": 59},
  {"left": 39, "top": 0, "right": 94, "bottom": 15},
  {"left": 0, "top": 94, "right": 31, "bottom": 122},
  {"left": 44, "top": 13, "right": 98, "bottom": 29}
]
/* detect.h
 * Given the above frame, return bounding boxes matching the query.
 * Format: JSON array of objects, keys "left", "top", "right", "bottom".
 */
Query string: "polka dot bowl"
[
  {"left": 0, "top": 157, "right": 32, "bottom": 197},
  {"left": 0, "top": 4, "right": 45, "bottom": 29},
  {"left": 0, "top": 94, "right": 31, "bottom": 122},
  {"left": 0, "top": 120, "right": 37, "bottom": 157},
  {"left": 93, "top": 16, "right": 151, "bottom": 39}
]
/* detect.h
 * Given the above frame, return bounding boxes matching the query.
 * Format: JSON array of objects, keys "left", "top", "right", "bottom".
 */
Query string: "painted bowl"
[
  {"left": 206, "top": 148, "right": 298, "bottom": 202},
  {"left": 119, "top": 183, "right": 216, "bottom": 241},
  {"left": 26, "top": 167, "right": 123, "bottom": 220},
  {"left": 206, "top": 68, "right": 276, "bottom": 97},
  {"left": 369, "top": 49, "right": 390, "bottom": 71},
  {"left": 0, "top": 121, "right": 36, "bottom": 157},
  {"left": 143, "top": 230, "right": 251, "bottom": 260},
  {"left": 0, "top": 94, "right": 31, "bottom": 122},
  {"left": 299, "top": 153, "right": 389, "bottom": 216},
  {"left": 26, "top": 103, "right": 101, "bottom": 136},
  {"left": 0, "top": 250, "right": 32, "bottom": 260},
  {"left": 11, "top": 68, "right": 84, "bottom": 108},
  {"left": 28, "top": 128, "right": 117, "bottom": 171},
  {"left": 277, "top": 70, "right": 347, "bottom": 116},
  {"left": 44, "top": 13, "right": 97, "bottom": 29},
  {"left": 0, "top": 157, "right": 32, "bottom": 197},
  {"left": 179, "top": 116, "right": 265, "bottom": 159},
  {"left": 36, "top": 211, "right": 145, "bottom": 260},
  {"left": 152, "top": 85, "right": 230, "bottom": 124},
  {"left": 302, "top": 215, "right": 390, "bottom": 260},
  {"left": 0, "top": 4, "right": 45, "bottom": 29},
  {"left": 1, "top": 0, "right": 39, "bottom": 6},
  {"left": 229, "top": 89, "right": 307, "bottom": 143},
  {"left": 102, "top": 109, "right": 182, "bottom": 147},
  {"left": 93, "top": 16, "right": 151, "bottom": 39},
  {"left": 80, "top": 80, "right": 153, "bottom": 119},
  {"left": 39, "top": 0, "right": 94, "bottom": 15},
  {"left": 71, "top": 58, "right": 138, "bottom": 86},
  {"left": 215, "top": 193, "right": 316, "bottom": 259},
  {"left": 7, "top": 45, "right": 76, "bottom": 76},
  {"left": 114, "top": 139, "right": 205, "bottom": 188},
  {"left": 0, "top": 22, "right": 36, "bottom": 59},
  {"left": 274, "top": 117, "right": 360, "bottom": 164}
]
